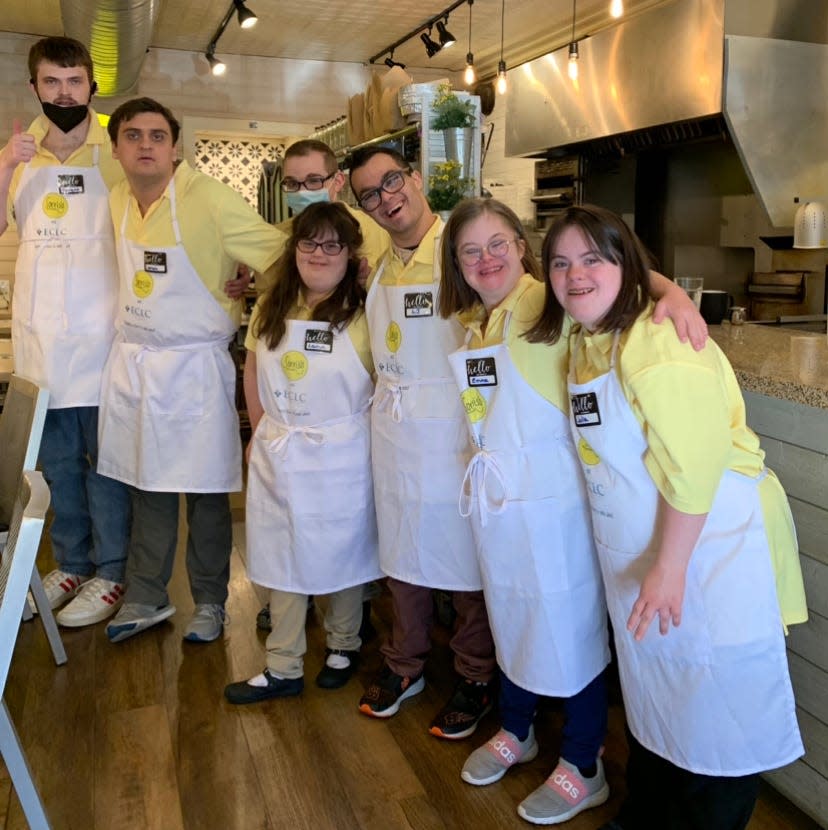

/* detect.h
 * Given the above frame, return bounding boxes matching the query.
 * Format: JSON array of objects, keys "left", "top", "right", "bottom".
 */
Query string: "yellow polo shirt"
[
  {"left": 369, "top": 215, "right": 441, "bottom": 287},
  {"left": 109, "top": 161, "right": 282, "bottom": 325},
  {"left": 254, "top": 204, "right": 390, "bottom": 295},
  {"left": 245, "top": 295, "right": 372, "bottom": 376},
  {"left": 456, "top": 274, "right": 571, "bottom": 413},
  {"left": 571, "top": 302, "right": 806, "bottom": 625},
  {"left": 6, "top": 109, "right": 124, "bottom": 226}
]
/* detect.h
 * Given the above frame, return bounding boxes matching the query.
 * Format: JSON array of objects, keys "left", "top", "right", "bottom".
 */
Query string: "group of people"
[{"left": 2, "top": 34, "right": 808, "bottom": 830}]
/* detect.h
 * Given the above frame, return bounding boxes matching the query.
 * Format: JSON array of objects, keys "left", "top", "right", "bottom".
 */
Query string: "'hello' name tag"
[
  {"left": 57, "top": 174, "right": 84, "bottom": 195},
  {"left": 304, "top": 329, "right": 333, "bottom": 353},
  {"left": 571, "top": 392, "right": 601, "bottom": 426},
  {"left": 403, "top": 291, "right": 433, "bottom": 318},
  {"left": 144, "top": 252, "right": 167, "bottom": 273},
  {"left": 466, "top": 356, "right": 497, "bottom": 387}
]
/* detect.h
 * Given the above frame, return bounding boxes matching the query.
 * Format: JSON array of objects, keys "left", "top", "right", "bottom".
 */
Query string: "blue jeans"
[
  {"left": 500, "top": 669, "right": 607, "bottom": 769},
  {"left": 38, "top": 406, "right": 131, "bottom": 583}
]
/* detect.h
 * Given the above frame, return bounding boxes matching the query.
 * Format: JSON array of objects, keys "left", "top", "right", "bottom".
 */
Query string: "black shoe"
[
  {"left": 429, "top": 677, "right": 494, "bottom": 740},
  {"left": 315, "top": 649, "right": 360, "bottom": 689},
  {"left": 255, "top": 605, "right": 271, "bottom": 631},
  {"left": 224, "top": 669, "right": 303, "bottom": 704}
]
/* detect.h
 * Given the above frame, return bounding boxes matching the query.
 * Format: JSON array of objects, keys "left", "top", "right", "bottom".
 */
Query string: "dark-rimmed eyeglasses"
[
  {"left": 281, "top": 172, "right": 336, "bottom": 192},
  {"left": 356, "top": 168, "right": 410, "bottom": 212},
  {"left": 296, "top": 238, "right": 346, "bottom": 255},
  {"left": 457, "top": 236, "right": 520, "bottom": 267}
]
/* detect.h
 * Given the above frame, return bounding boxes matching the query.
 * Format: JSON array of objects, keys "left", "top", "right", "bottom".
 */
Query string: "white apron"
[
  {"left": 12, "top": 147, "right": 117, "bottom": 407},
  {"left": 448, "top": 320, "right": 609, "bottom": 696},
  {"left": 366, "top": 242, "right": 481, "bottom": 590},
  {"left": 245, "top": 318, "right": 381, "bottom": 594},
  {"left": 97, "top": 178, "right": 241, "bottom": 492},
  {"left": 567, "top": 332, "right": 803, "bottom": 776}
]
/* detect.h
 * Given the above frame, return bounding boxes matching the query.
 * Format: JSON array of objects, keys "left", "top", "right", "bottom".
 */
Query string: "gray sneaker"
[
  {"left": 106, "top": 602, "right": 176, "bottom": 643},
  {"left": 517, "top": 757, "right": 609, "bottom": 825},
  {"left": 184, "top": 604, "right": 226, "bottom": 643},
  {"left": 461, "top": 726, "right": 539, "bottom": 786}
]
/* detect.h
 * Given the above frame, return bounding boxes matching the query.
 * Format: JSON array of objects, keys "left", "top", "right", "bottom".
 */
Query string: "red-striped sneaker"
[
  {"left": 26, "top": 569, "right": 90, "bottom": 615},
  {"left": 56, "top": 577, "right": 125, "bottom": 627}
]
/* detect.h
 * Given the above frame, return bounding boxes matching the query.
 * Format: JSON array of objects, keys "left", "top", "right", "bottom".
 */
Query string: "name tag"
[
  {"left": 57, "top": 174, "right": 84, "bottom": 195},
  {"left": 304, "top": 328, "right": 333, "bottom": 353},
  {"left": 466, "top": 356, "right": 497, "bottom": 387},
  {"left": 403, "top": 291, "right": 433, "bottom": 318},
  {"left": 144, "top": 251, "right": 167, "bottom": 273},
  {"left": 571, "top": 392, "right": 601, "bottom": 426}
]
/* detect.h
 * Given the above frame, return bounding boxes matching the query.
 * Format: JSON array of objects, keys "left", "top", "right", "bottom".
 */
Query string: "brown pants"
[{"left": 380, "top": 577, "right": 495, "bottom": 682}]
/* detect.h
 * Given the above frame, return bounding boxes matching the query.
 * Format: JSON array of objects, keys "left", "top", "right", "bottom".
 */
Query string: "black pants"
[{"left": 616, "top": 730, "right": 760, "bottom": 830}]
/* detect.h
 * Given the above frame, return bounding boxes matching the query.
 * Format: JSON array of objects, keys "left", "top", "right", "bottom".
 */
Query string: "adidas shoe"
[
  {"left": 26, "top": 569, "right": 90, "bottom": 615},
  {"left": 462, "top": 726, "right": 539, "bottom": 786},
  {"left": 55, "top": 577, "right": 124, "bottom": 627},
  {"left": 517, "top": 757, "right": 609, "bottom": 825}
]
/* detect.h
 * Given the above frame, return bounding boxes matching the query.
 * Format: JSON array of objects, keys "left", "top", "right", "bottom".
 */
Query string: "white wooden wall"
[{"left": 744, "top": 391, "right": 828, "bottom": 826}]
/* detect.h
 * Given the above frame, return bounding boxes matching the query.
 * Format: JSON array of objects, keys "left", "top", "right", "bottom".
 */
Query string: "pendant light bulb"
[
  {"left": 567, "top": 42, "right": 579, "bottom": 81},
  {"left": 464, "top": 54, "right": 476, "bottom": 86},
  {"left": 610, "top": 0, "right": 624, "bottom": 17},
  {"left": 496, "top": 60, "right": 508, "bottom": 95}
]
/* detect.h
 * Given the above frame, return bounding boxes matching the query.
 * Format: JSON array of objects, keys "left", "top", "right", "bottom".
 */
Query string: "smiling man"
[
  {"left": 0, "top": 36, "right": 131, "bottom": 628},
  {"left": 98, "top": 97, "right": 283, "bottom": 644}
]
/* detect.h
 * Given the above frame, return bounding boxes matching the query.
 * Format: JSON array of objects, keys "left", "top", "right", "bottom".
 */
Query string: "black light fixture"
[
  {"left": 464, "top": 0, "right": 475, "bottom": 86},
  {"left": 384, "top": 54, "right": 407, "bottom": 70},
  {"left": 420, "top": 29, "right": 442, "bottom": 58},
  {"left": 369, "top": 0, "right": 472, "bottom": 66},
  {"left": 568, "top": 0, "right": 579, "bottom": 81},
  {"left": 496, "top": 0, "right": 507, "bottom": 95},
  {"left": 436, "top": 19, "right": 457, "bottom": 48},
  {"left": 234, "top": 0, "right": 258, "bottom": 29},
  {"left": 203, "top": 0, "right": 258, "bottom": 77}
]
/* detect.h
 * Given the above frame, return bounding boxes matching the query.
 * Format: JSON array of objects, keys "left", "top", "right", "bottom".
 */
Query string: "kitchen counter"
[{"left": 709, "top": 323, "right": 828, "bottom": 409}]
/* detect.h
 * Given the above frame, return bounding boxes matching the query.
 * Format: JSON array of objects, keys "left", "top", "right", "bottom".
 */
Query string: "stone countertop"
[{"left": 710, "top": 323, "right": 828, "bottom": 410}]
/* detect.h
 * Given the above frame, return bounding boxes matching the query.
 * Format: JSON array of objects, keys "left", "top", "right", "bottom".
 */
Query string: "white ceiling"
[{"left": 0, "top": 0, "right": 667, "bottom": 81}]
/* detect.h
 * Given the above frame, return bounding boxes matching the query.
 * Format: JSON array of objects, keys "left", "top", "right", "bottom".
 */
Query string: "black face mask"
[{"left": 40, "top": 100, "right": 89, "bottom": 133}]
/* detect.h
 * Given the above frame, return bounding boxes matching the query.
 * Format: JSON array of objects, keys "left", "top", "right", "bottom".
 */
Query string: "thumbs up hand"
[{"left": 0, "top": 119, "right": 37, "bottom": 169}]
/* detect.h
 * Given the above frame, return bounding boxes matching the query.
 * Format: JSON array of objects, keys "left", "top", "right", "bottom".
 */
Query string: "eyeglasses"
[
  {"left": 296, "top": 238, "right": 346, "bottom": 255},
  {"left": 281, "top": 172, "right": 336, "bottom": 192},
  {"left": 457, "top": 237, "right": 520, "bottom": 267},
  {"left": 356, "top": 169, "right": 410, "bottom": 212}
]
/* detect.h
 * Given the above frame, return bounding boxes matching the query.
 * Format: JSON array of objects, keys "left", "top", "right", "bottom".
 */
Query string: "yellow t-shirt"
[
  {"left": 571, "top": 303, "right": 806, "bottom": 626},
  {"left": 6, "top": 110, "right": 124, "bottom": 227},
  {"left": 369, "top": 214, "right": 441, "bottom": 288},
  {"left": 109, "top": 161, "right": 282, "bottom": 325},
  {"left": 254, "top": 203, "right": 390, "bottom": 295},
  {"left": 456, "top": 274, "right": 572, "bottom": 413},
  {"left": 245, "top": 295, "right": 372, "bottom": 376}
]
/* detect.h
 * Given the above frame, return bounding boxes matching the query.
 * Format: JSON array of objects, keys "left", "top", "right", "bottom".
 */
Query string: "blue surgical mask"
[{"left": 286, "top": 188, "right": 331, "bottom": 216}]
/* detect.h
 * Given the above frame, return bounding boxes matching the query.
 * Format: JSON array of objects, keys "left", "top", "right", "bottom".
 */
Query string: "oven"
[{"left": 531, "top": 156, "right": 581, "bottom": 231}]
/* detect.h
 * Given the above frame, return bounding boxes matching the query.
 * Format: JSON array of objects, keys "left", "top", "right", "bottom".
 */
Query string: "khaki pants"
[{"left": 265, "top": 584, "right": 364, "bottom": 678}]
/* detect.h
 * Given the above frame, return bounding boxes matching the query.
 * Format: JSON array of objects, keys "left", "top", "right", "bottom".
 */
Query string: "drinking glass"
[{"left": 675, "top": 277, "right": 704, "bottom": 308}]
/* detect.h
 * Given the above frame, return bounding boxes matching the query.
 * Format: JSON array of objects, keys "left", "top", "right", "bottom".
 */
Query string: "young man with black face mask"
[{"left": 0, "top": 36, "right": 132, "bottom": 628}]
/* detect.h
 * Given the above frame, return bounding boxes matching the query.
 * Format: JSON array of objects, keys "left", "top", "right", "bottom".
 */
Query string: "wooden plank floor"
[{"left": 1, "top": 518, "right": 821, "bottom": 830}]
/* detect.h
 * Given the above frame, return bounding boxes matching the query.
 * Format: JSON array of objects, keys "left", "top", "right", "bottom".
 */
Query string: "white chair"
[
  {"left": 0, "top": 471, "right": 52, "bottom": 829},
  {"left": 0, "top": 375, "right": 66, "bottom": 666}
]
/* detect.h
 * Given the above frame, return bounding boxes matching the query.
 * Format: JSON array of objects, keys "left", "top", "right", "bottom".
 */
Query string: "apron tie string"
[
  {"left": 375, "top": 381, "right": 404, "bottom": 423},
  {"left": 459, "top": 449, "right": 507, "bottom": 527},
  {"left": 267, "top": 423, "right": 326, "bottom": 453}
]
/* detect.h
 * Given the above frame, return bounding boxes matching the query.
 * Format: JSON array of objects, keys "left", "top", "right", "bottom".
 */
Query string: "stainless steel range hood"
[{"left": 505, "top": 0, "right": 828, "bottom": 227}]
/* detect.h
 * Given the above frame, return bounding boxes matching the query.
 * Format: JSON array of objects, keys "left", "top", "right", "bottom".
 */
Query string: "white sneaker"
[
  {"left": 26, "top": 569, "right": 91, "bottom": 615},
  {"left": 56, "top": 577, "right": 125, "bottom": 628},
  {"left": 183, "top": 604, "right": 227, "bottom": 643},
  {"left": 517, "top": 757, "right": 609, "bottom": 825}
]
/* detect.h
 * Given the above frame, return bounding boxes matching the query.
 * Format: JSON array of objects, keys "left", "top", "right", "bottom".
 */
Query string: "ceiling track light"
[
  {"left": 610, "top": 0, "right": 624, "bottom": 18},
  {"left": 436, "top": 19, "right": 457, "bottom": 48},
  {"left": 368, "top": 0, "right": 472, "bottom": 66},
  {"left": 496, "top": 0, "right": 507, "bottom": 95},
  {"left": 203, "top": 0, "right": 257, "bottom": 77},
  {"left": 385, "top": 54, "right": 407, "bottom": 69},
  {"left": 463, "top": 0, "right": 475, "bottom": 86},
  {"left": 234, "top": 0, "right": 258, "bottom": 29}
]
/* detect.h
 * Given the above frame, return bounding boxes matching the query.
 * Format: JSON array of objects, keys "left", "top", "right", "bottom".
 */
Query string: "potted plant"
[
  {"left": 428, "top": 160, "right": 475, "bottom": 219},
  {"left": 431, "top": 84, "right": 476, "bottom": 178}
]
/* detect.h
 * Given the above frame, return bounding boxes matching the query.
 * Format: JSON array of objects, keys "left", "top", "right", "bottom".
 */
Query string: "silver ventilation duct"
[
  {"left": 505, "top": 0, "right": 828, "bottom": 227},
  {"left": 61, "top": 0, "right": 162, "bottom": 96}
]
